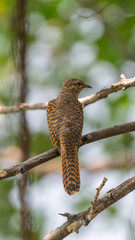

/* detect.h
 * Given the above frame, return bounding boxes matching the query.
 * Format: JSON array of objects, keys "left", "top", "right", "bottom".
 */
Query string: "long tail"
[{"left": 60, "top": 141, "right": 80, "bottom": 195}]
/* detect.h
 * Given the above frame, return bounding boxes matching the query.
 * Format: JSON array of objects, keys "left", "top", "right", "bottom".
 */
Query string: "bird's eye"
[{"left": 76, "top": 82, "right": 81, "bottom": 86}]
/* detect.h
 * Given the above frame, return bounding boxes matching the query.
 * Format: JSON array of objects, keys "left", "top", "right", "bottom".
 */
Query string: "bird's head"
[{"left": 62, "top": 78, "right": 91, "bottom": 96}]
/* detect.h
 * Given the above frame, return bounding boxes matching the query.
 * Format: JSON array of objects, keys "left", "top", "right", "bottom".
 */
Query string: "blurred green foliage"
[
  {"left": 30, "top": 133, "right": 54, "bottom": 154},
  {"left": 0, "top": 180, "right": 19, "bottom": 238}
]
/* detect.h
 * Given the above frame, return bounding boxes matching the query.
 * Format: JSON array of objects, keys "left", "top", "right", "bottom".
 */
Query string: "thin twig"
[
  {"left": 0, "top": 75, "right": 135, "bottom": 114},
  {"left": 89, "top": 177, "right": 107, "bottom": 220}
]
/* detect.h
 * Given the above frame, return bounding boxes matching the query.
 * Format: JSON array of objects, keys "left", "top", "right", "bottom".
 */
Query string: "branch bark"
[
  {"left": 0, "top": 75, "right": 135, "bottom": 114},
  {"left": 0, "top": 121, "right": 135, "bottom": 180},
  {"left": 43, "top": 176, "right": 135, "bottom": 240}
]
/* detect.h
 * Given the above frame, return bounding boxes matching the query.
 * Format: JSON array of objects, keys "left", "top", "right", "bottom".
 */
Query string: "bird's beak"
[{"left": 84, "top": 84, "right": 92, "bottom": 88}]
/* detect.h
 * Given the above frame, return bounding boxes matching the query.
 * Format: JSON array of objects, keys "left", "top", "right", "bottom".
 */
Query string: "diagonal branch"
[
  {"left": 0, "top": 121, "right": 135, "bottom": 180},
  {"left": 43, "top": 176, "right": 135, "bottom": 240},
  {"left": 0, "top": 75, "right": 135, "bottom": 114}
]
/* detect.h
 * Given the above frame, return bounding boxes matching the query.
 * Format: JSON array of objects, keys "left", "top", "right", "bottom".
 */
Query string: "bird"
[{"left": 46, "top": 78, "right": 91, "bottom": 195}]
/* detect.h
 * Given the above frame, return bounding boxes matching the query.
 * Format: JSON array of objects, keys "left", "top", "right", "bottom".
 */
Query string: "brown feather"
[{"left": 46, "top": 78, "right": 91, "bottom": 195}]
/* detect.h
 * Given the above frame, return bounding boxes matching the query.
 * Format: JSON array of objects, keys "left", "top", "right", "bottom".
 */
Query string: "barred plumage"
[
  {"left": 61, "top": 140, "right": 80, "bottom": 195},
  {"left": 47, "top": 78, "right": 91, "bottom": 195}
]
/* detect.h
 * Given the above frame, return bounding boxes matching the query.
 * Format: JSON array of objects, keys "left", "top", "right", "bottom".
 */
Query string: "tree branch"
[
  {"left": 0, "top": 102, "right": 48, "bottom": 114},
  {"left": 42, "top": 176, "right": 135, "bottom": 240},
  {"left": 0, "top": 121, "right": 135, "bottom": 180},
  {"left": 0, "top": 75, "right": 135, "bottom": 114}
]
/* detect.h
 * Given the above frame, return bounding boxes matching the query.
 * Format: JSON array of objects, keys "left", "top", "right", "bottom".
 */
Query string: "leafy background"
[{"left": 0, "top": 0, "right": 135, "bottom": 239}]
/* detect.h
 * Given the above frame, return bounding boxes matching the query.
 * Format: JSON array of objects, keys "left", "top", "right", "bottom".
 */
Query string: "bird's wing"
[
  {"left": 47, "top": 99, "right": 60, "bottom": 148},
  {"left": 61, "top": 101, "right": 83, "bottom": 147}
]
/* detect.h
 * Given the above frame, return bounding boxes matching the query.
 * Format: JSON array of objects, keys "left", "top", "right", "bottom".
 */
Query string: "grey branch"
[
  {"left": 43, "top": 176, "right": 135, "bottom": 240},
  {"left": 0, "top": 121, "right": 135, "bottom": 180},
  {"left": 0, "top": 102, "right": 48, "bottom": 114},
  {"left": 0, "top": 75, "right": 135, "bottom": 114}
]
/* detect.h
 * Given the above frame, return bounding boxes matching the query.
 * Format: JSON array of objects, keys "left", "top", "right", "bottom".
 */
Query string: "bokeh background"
[{"left": 0, "top": 0, "right": 135, "bottom": 239}]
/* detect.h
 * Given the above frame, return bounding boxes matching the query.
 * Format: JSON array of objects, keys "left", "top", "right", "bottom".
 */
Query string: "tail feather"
[{"left": 61, "top": 142, "right": 80, "bottom": 195}]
